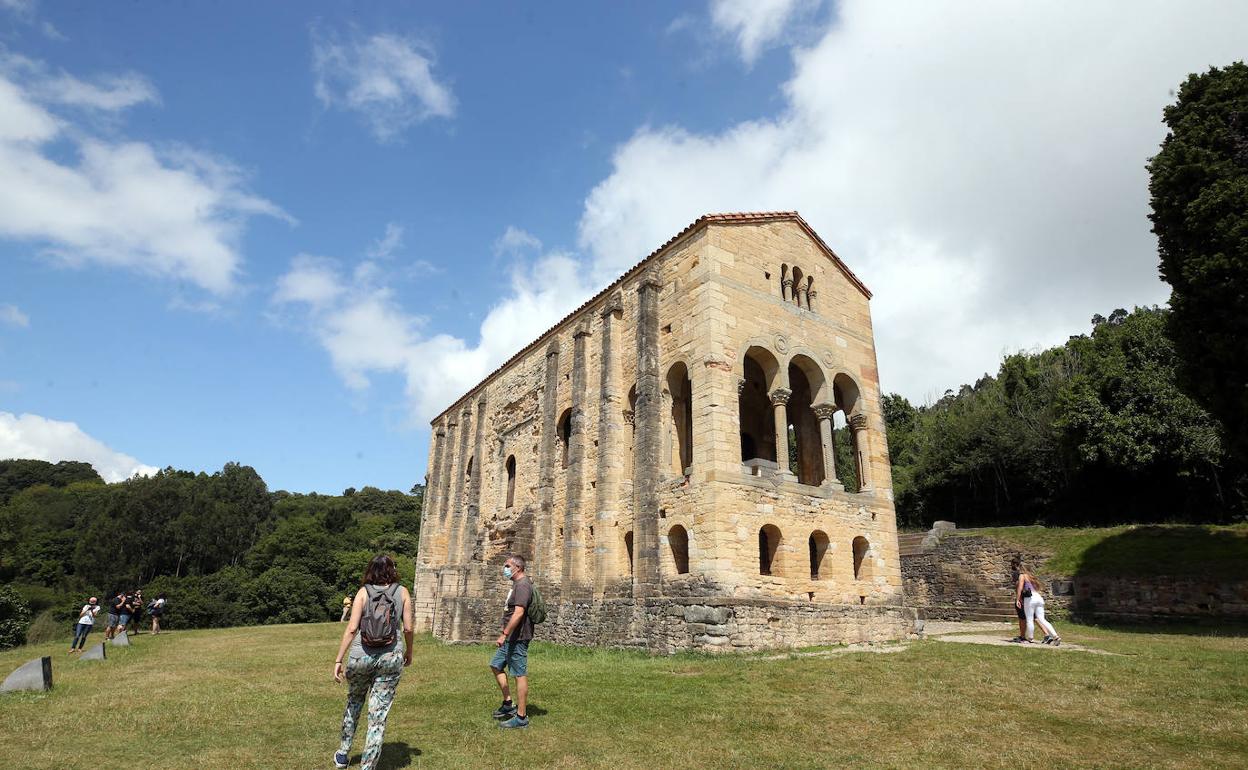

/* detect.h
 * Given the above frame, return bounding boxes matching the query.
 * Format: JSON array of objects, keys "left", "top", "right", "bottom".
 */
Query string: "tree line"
[{"left": 0, "top": 459, "right": 422, "bottom": 647}]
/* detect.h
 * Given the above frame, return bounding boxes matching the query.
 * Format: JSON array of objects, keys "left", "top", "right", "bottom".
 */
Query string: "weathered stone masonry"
[{"left": 413, "top": 212, "right": 918, "bottom": 651}]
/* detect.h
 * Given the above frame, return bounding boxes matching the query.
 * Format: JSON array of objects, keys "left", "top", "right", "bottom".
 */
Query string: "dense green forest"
[
  {"left": 884, "top": 307, "right": 1241, "bottom": 528},
  {"left": 0, "top": 459, "right": 421, "bottom": 647}
]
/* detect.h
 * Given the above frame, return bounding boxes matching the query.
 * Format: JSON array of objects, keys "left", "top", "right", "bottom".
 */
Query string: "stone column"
[
  {"left": 632, "top": 271, "right": 663, "bottom": 598},
  {"left": 807, "top": 288, "right": 817, "bottom": 313},
  {"left": 445, "top": 406, "right": 472, "bottom": 563},
  {"left": 563, "top": 323, "right": 591, "bottom": 595},
  {"left": 460, "top": 396, "right": 488, "bottom": 565},
  {"left": 436, "top": 415, "right": 458, "bottom": 560},
  {"left": 536, "top": 342, "right": 561, "bottom": 582},
  {"left": 594, "top": 293, "right": 623, "bottom": 597},
  {"left": 781, "top": 278, "right": 793, "bottom": 303},
  {"left": 812, "top": 403, "right": 843, "bottom": 490},
  {"left": 769, "top": 388, "right": 792, "bottom": 476},
  {"left": 849, "top": 412, "right": 873, "bottom": 491}
]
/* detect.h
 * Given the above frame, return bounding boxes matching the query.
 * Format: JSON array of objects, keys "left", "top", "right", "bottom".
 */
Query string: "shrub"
[
  {"left": 0, "top": 584, "right": 32, "bottom": 649},
  {"left": 246, "top": 567, "right": 331, "bottom": 625},
  {"left": 25, "top": 609, "right": 66, "bottom": 645}
]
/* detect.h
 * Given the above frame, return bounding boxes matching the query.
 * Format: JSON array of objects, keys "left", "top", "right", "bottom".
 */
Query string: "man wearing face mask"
[{"left": 489, "top": 554, "right": 534, "bottom": 729}]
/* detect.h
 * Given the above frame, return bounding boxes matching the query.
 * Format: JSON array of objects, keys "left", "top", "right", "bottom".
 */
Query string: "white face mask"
[{"left": 503, "top": 565, "right": 513, "bottom": 580}]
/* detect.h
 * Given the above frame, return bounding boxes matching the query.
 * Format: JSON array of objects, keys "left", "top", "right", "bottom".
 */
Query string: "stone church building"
[{"left": 413, "top": 212, "right": 917, "bottom": 651}]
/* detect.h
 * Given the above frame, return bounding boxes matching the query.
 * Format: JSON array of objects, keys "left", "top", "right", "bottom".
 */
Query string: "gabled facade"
[{"left": 413, "top": 212, "right": 917, "bottom": 651}]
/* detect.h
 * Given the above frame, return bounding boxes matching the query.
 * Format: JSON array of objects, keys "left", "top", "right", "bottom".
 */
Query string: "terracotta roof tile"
[{"left": 432, "top": 212, "right": 869, "bottom": 423}]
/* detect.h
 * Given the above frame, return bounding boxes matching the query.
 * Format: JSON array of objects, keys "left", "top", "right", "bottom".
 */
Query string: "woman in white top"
[
  {"left": 1015, "top": 570, "right": 1061, "bottom": 645},
  {"left": 70, "top": 597, "right": 100, "bottom": 653}
]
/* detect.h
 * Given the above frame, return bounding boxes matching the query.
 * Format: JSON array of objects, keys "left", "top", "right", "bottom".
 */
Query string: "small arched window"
[
  {"left": 505, "top": 455, "right": 516, "bottom": 508},
  {"left": 557, "top": 409, "right": 572, "bottom": 469},
  {"left": 852, "top": 536, "right": 870, "bottom": 580},
  {"left": 759, "top": 524, "right": 782, "bottom": 576},
  {"left": 668, "top": 525, "right": 689, "bottom": 574},
  {"left": 466, "top": 456, "right": 473, "bottom": 481},
  {"left": 624, "top": 531, "right": 634, "bottom": 575},
  {"left": 809, "top": 530, "right": 829, "bottom": 580}
]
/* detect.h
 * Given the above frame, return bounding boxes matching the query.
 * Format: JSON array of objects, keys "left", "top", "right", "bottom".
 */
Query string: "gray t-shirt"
[
  {"left": 501, "top": 578, "right": 535, "bottom": 642},
  {"left": 350, "top": 584, "right": 404, "bottom": 656}
]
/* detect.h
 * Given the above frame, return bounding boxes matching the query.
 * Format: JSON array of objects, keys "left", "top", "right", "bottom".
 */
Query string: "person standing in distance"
[
  {"left": 490, "top": 554, "right": 534, "bottom": 729},
  {"left": 331, "top": 554, "right": 413, "bottom": 770}
]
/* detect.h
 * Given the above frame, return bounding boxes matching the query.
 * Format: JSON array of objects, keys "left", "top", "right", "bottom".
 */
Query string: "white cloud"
[
  {"left": 0, "top": 58, "right": 287, "bottom": 295},
  {"left": 493, "top": 226, "right": 542, "bottom": 257},
  {"left": 312, "top": 28, "right": 455, "bottom": 142},
  {"left": 710, "top": 0, "right": 820, "bottom": 65},
  {"left": 579, "top": 0, "right": 1248, "bottom": 403},
  {"left": 274, "top": 248, "right": 594, "bottom": 421},
  {"left": 0, "top": 303, "right": 29, "bottom": 327},
  {"left": 0, "top": 412, "right": 158, "bottom": 483},
  {"left": 368, "top": 222, "right": 405, "bottom": 259}
]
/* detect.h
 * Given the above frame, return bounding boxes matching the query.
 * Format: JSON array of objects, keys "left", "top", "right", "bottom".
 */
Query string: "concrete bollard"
[
  {"left": 80, "top": 642, "right": 107, "bottom": 661},
  {"left": 110, "top": 632, "right": 130, "bottom": 647},
  {"left": 1, "top": 656, "right": 52, "bottom": 693}
]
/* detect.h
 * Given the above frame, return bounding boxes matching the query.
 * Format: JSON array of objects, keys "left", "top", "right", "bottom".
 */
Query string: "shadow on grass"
[
  {"left": 1071, "top": 618, "right": 1248, "bottom": 638},
  {"left": 353, "top": 742, "right": 419, "bottom": 769},
  {"left": 1072, "top": 525, "right": 1248, "bottom": 580},
  {"left": 525, "top": 702, "right": 549, "bottom": 717}
]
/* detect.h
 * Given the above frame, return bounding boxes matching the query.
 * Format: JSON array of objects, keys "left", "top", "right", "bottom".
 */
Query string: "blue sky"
[{"left": 1, "top": 1, "right": 1245, "bottom": 493}]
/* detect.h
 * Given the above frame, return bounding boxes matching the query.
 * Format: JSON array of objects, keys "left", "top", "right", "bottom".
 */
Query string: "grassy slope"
[
  {"left": 1, "top": 622, "right": 1246, "bottom": 769},
  {"left": 955, "top": 524, "right": 1248, "bottom": 579}
]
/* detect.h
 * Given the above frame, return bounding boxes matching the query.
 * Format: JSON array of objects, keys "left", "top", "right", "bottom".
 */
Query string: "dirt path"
[{"left": 924, "top": 620, "right": 1118, "bottom": 655}]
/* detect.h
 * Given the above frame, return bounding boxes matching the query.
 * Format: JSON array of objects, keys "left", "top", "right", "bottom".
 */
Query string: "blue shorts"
[
  {"left": 489, "top": 640, "right": 529, "bottom": 677},
  {"left": 106, "top": 613, "right": 120, "bottom": 628},
  {"left": 118, "top": 613, "right": 132, "bottom": 625}
]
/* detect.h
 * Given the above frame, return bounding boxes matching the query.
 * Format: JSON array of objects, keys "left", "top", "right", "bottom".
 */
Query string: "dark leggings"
[{"left": 72, "top": 623, "right": 92, "bottom": 649}]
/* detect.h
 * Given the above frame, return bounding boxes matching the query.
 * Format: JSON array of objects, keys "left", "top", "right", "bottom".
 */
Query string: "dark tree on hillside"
[
  {"left": 0, "top": 459, "right": 103, "bottom": 504},
  {"left": 1148, "top": 62, "right": 1248, "bottom": 471}
]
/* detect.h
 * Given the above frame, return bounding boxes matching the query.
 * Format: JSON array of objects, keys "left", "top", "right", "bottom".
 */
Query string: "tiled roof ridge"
[{"left": 430, "top": 211, "right": 870, "bottom": 424}]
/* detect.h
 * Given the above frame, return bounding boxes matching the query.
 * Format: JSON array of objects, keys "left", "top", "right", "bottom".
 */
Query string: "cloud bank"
[{"left": 0, "top": 412, "right": 158, "bottom": 483}]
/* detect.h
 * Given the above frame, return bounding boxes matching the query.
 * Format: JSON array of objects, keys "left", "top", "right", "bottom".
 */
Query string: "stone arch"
[
  {"left": 852, "top": 535, "right": 870, "bottom": 580},
  {"left": 834, "top": 373, "right": 865, "bottom": 492},
  {"left": 786, "top": 356, "right": 826, "bottom": 485},
  {"left": 668, "top": 524, "right": 689, "bottom": 575},
  {"left": 808, "top": 530, "right": 829, "bottom": 580},
  {"left": 665, "top": 361, "right": 693, "bottom": 475},
  {"left": 557, "top": 408, "right": 572, "bottom": 469},
  {"left": 759, "top": 524, "right": 782, "bottom": 576},
  {"left": 739, "top": 346, "right": 781, "bottom": 464},
  {"left": 504, "top": 455, "right": 516, "bottom": 508}
]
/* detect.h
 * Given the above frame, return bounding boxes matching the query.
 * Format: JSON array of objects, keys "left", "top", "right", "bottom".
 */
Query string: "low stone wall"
[
  {"left": 901, "top": 526, "right": 1248, "bottom": 623},
  {"left": 433, "top": 594, "right": 919, "bottom": 653}
]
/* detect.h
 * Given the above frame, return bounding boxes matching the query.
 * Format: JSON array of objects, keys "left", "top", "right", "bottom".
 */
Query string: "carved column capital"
[
  {"left": 737, "top": 378, "right": 747, "bottom": 395},
  {"left": 781, "top": 278, "right": 794, "bottom": 289},
  {"left": 435, "top": 427, "right": 446, "bottom": 437},
  {"left": 574, "top": 322, "right": 593, "bottom": 340},
  {"left": 637, "top": 269, "right": 663, "bottom": 293},
  {"left": 848, "top": 413, "right": 869, "bottom": 431},
  {"left": 812, "top": 402, "right": 838, "bottom": 420},
  {"left": 600, "top": 291, "right": 624, "bottom": 319},
  {"left": 769, "top": 388, "right": 792, "bottom": 406},
  {"left": 622, "top": 410, "right": 635, "bottom": 426},
  {"left": 545, "top": 340, "right": 561, "bottom": 359}
]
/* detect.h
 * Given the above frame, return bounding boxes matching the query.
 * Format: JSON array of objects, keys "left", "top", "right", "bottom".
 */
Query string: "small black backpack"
[{"left": 359, "top": 584, "right": 401, "bottom": 647}]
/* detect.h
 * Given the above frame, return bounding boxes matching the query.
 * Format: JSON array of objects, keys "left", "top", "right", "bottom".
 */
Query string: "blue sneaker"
[
  {"left": 492, "top": 700, "right": 517, "bottom": 720},
  {"left": 499, "top": 714, "right": 530, "bottom": 729},
  {"left": 333, "top": 751, "right": 349, "bottom": 768}
]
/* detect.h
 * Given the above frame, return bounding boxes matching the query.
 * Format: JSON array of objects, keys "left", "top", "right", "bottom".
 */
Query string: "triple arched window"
[{"left": 779, "top": 264, "right": 816, "bottom": 311}]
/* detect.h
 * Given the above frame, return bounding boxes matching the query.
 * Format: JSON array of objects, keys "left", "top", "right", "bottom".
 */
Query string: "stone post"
[
  {"left": 781, "top": 278, "right": 793, "bottom": 303},
  {"left": 594, "top": 294, "right": 623, "bottom": 597},
  {"left": 769, "top": 388, "right": 792, "bottom": 476},
  {"left": 849, "top": 412, "right": 873, "bottom": 491},
  {"left": 436, "top": 416, "right": 458, "bottom": 559},
  {"left": 461, "top": 396, "right": 488, "bottom": 565},
  {"left": 563, "top": 324, "right": 591, "bottom": 595},
  {"left": 418, "top": 422, "right": 446, "bottom": 567},
  {"left": 807, "top": 288, "right": 817, "bottom": 313},
  {"left": 536, "top": 342, "right": 561, "bottom": 583},
  {"left": 632, "top": 271, "right": 663, "bottom": 598},
  {"left": 812, "top": 403, "right": 843, "bottom": 490},
  {"left": 445, "top": 406, "right": 472, "bottom": 563}
]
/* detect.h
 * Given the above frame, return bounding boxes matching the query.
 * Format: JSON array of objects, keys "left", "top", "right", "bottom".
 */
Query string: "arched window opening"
[
  {"left": 834, "top": 374, "right": 863, "bottom": 492},
  {"left": 791, "top": 267, "right": 805, "bottom": 308},
  {"left": 787, "top": 357, "right": 826, "bottom": 486},
  {"left": 505, "top": 455, "right": 516, "bottom": 508},
  {"left": 739, "top": 347, "right": 780, "bottom": 465},
  {"left": 665, "top": 362, "right": 693, "bottom": 475},
  {"left": 809, "top": 530, "right": 829, "bottom": 580},
  {"left": 668, "top": 525, "right": 689, "bottom": 574},
  {"left": 466, "top": 456, "right": 473, "bottom": 481},
  {"left": 624, "top": 531, "right": 634, "bottom": 575},
  {"left": 852, "top": 536, "right": 870, "bottom": 580},
  {"left": 759, "top": 524, "right": 782, "bottom": 576},
  {"left": 557, "top": 408, "right": 572, "bottom": 469}
]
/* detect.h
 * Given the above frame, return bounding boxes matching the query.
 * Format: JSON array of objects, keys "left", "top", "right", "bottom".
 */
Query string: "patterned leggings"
[{"left": 339, "top": 647, "right": 404, "bottom": 770}]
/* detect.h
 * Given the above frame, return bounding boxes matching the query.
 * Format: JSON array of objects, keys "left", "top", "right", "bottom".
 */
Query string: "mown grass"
[
  {"left": 2, "top": 622, "right": 1247, "bottom": 768},
  {"left": 954, "top": 524, "right": 1248, "bottom": 578}
]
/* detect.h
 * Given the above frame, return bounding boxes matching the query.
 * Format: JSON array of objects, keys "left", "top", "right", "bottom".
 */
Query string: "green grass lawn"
[
  {"left": 954, "top": 523, "right": 1248, "bottom": 579},
  {"left": 3, "top": 623, "right": 1247, "bottom": 768}
]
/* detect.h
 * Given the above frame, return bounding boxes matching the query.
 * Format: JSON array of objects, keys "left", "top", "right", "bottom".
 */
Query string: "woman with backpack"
[{"left": 331, "top": 554, "right": 413, "bottom": 770}]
